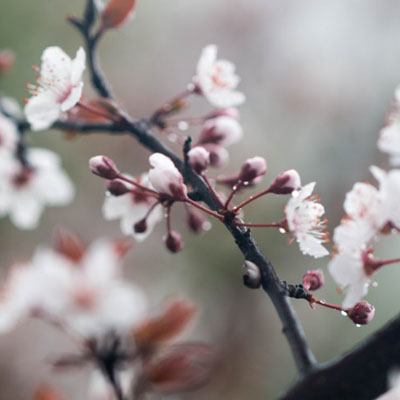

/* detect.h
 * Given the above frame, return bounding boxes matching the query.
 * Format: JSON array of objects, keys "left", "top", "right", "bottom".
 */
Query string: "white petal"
[
  {"left": 24, "top": 92, "right": 60, "bottom": 131},
  {"left": 9, "top": 193, "right": 43, "bottom": 230},
  {"left": 61, "top": 82, "right": 83, "bottom": 112},
  {"left": 70, "top": 47, "right": 86, "bottom": 85}
]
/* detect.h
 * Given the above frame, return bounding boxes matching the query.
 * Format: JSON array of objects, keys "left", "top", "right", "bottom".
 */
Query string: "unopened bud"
[
  {"left": 348, "top": 301, "right": 375, "bottom": 325},
  {"left": 0, "top": 49, "right": 15, "bottom": 74},
  {"left": 243, "top": 260, "right": 261, "bottom": 289},
  {"left": 302, "top": 270, "right": 324, "bottom": 291},
  {"left": 199, "top": 116, "right": 242, "bottom": 147},
  {"left": 164, "top": 231, "right": 184, "bottom": 253},
  {"left": 134, "top": 218, "right": 148, "bottom": 234},
  {"left": 186, "top": 208, "right": 208, "bottom": 234},
  {"left": 268, "top": 169, "right": 301, "bottom": 194},
  {"left": 107, "top": 179, "right": 131, "bottom": 196},
  {"left": 101, "top": 0, "right": 137, "bottom": 30},
  {"left": 201, "top": 144, "right": 229, "bottom": 168},
  {"left": 206, "top": 107, "right": 240, "bottom": 120},
  {"left": 89, "top": 155, "right": 120, "bottom": 180},
  {"left": 188, "top": 147, "right": 210, "bottom": 175},
  {"left": 239, "top": 156, "right": 267, "bottom": 182},
  {"left": 54, "top": 229, "right": 85, "bottom": 263}
]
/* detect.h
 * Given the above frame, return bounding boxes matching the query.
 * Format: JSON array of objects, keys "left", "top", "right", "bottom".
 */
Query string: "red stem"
[
  {"left": 116, "top": 174, "right": 159, "bottom": 197},
  {"left": 315, "top": 300, "right": 344, "bottom": 312},
  {"left": 185, "top": 197, "right": 224, "bottom": 221},
  {"left": 155, "top": 86, "right": 195, "bottom": 116},
  {"left": 232, "top": 188, "right": 271, "bottom": 212},
  {"left": 233, "top": 221, "right": 283, "bottom": 228},
  {"left": 202, "top": 175, "right": 225, "bottom": 208},
  {"left": 224, "top": 180, "right": 243, "bottom": 209}
]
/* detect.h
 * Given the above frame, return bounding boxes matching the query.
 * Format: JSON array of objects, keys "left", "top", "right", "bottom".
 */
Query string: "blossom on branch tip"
[
  {"left": 284, "top": 182, "right": 329, "bottom": 258},
  {"left": 24, "top": 46, "right": 86, "bottom": 131},
  {"left": 0, "top": 148, "right": 74, "bottom": 230},
  {"left": 302, "top": 269, "right": 324, "bottom": 291},
  {"left": 193, "top": 45, "right": 245, "bottom": 108},
  {"left": 103, "top": 174, "right": 163, "bottom": 241},
  {"left": 148, "top": 153, "right": 187, "bottom": 200}
]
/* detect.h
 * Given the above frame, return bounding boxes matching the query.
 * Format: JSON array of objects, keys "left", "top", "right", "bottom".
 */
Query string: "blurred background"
[{"left": 1, "top": 0, "right": 400, "bottom": 398}]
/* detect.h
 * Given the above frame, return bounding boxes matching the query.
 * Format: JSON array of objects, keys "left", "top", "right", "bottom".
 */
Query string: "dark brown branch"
[{"left": 281, "top": 312, "right": 400, "bottom": 399}]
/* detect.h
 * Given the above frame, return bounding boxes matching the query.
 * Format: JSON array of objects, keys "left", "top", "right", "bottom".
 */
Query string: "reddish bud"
[
  {"left": 34, "top": 385, "right": 64, "bottom": 400},
  {"left": 134, "top": 218, "right": 148, "bottom": 234},
  {"left": 268, "top": 169, "right": 301, "bottom": 194},
  {"left": 238, "top": 156, "right": 267, "bottom": 183},
  {"left": 101, "top": 0, "right": 137, "bottom": 30},
  {"left": 107, "top": 179, "right": 131, "bottom": 196},
  {"left": 206, "top": 107, "right": 240, "bottom": 120},
  {"left": 348, "top": 301, "right": 375, "bottom": 325},
  {"left": 89, "top": 155, "right": 120, "bottom": 180},
  {"left": 134, "top": 298, "right": 197, "bottom": 349},
  {"left": 164, "top": 231, "right": 184, "bottom": 253},
  {"left": 188, "top": 147, "right": 210, "bottom": 175},
  {"left": 54, "top": 229, "right": 85, "bottom": 263},
  {"left": 186, "top": 208, "right": 208, "bottom": 234},
  {"left": 302, "top": 270, "right": 324, "bottom": 291},
  {"left": 0, "top": 49, "right": 15, "bottom": 75},
  {"left": 144, "top": 343, "right": 216, "bottom": 394}
]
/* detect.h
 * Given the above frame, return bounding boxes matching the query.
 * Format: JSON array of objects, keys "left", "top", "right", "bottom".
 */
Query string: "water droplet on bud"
[
  {"left": 279, "top": 228, "right": 286, "bottom": 234},
  {"left": 243, "top": 181, "right": 249, "bottom": 186},
  {"left": 356, "top": 324, "right": 361, "bottom": 328},
  {"left": 372, "top": 281, "right": 378, "bottom": 287},
  {"left": 202, "top": 221, "right": 212, "bottom": 231},
  {"left": 319, "top": 300, "right": 326, "bottom": 304},
  {"left": 341, "top": 311, "right": 348, "bottom": 317}
]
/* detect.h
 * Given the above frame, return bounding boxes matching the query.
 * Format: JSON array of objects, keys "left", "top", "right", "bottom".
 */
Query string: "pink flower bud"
[
  {"left": 206, "top": 107, "right": 240, "bottom": 120},
  {"left": 89, "top": 156, "right": 120, "bottom": 180},
  {"left": 101, "top": 0, "right": 137, "bottom": 30},
  {"left": 243, "top": 260, "right": 261, "bottom": 288},
  {"left": 164, "top": 231, "right": 184, "bottom": 253},
  {"left": 268, "top": 169, "right": 301, "bottom": 195},
  {"left": 134, "top": 218, "right": 148, "bottom": 234},
  {"left": 302, "top": 270, "right": 324, "bottom": 291},
  {"left": 348, "top": 301, "right": 375, "bottom": 325},
  {"left": 186, "top": 208, "right": 208, "bottom": 234},
  {"left": 149, "top": 153, "right": 187, "bottom": 200},
  {"left": 238, "top": 156, "right": 267, "bottom": 182},
  {"left": 188, "top": 147, "right": 210, "bottom": 175},
  {"left": 198, "top": 116, "right": 242, "bottom": 147},
  {"left": 201, "top": 144, "right": 229, "bottom": 168},
  {"left": 106, "top": 179, "right": 131, "bottom": 196}
]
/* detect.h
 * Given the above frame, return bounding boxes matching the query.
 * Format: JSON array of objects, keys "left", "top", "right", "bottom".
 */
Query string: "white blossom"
[
  {"left": 148, "top": 153, "right": 187, "bottom": 200},
  {"left": 0, "top": 113, "right": 18, "bottom": 154},
  {"left": 24, "top": 46, "right": 86, "bottom": 131},
  {"left": 193, "top": 45, "right": 245, "bottom": 108},
  {"left": 328, "top": 250, "right": 370, "bottom": 309},
  {"left": 103, "top": 174, "right": 163, "bottom": 241},
  {"left": 0, "top": 148, "right": 74, "bottom": 229},
  {"left": 378, "top": 119, "right": 400, "bottom": 166},
  {"left": 0, "top": 240, "right": 147, "bottom": 336},
  {"left": 284, "top": 182, "right": 329, "bottom": 258}
]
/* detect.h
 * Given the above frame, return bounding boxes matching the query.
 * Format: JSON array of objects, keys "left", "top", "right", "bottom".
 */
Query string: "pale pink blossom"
[
  {"left": 0, "top": 240, "right": 147, "bottom": 336},
  {"left": 193, "top": 45, "right": 245, "bottom": 108},
  {"left": 0, "top": 113, "right": 18, "bottom": 153},
  {"left": 0, "top": 148, "right": 74, "bottom": 229},
  {"left": 370, "top": 166, "right": 400, "bottom": 230},
  {"left": 284, "top": 182, "right": 329, "bottom": 258},
  {"left": 269, "top": 169, "right": 301, "bottom": 195},
  {"left": 328, "top": 250, "right": 371, "bottom": 309},
  {"left": 378, "top": 119, "right": 400, "bottom": 166},
  {"left": 103, "top": 174, "right": 163, "bottom": 241},
  {"left": 24, "top": 46, "right": 86, "bottom": 131},
  {"left": 238, "top": 156, "right": 267, "bottom": 182},
  {"left": 148, "top": 153, "right": 187, "bottom": 200}
]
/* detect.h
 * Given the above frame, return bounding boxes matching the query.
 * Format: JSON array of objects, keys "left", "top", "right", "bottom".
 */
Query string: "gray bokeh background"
[{"left": 1, "top": 0, "right": 400, "bottom": 398}]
